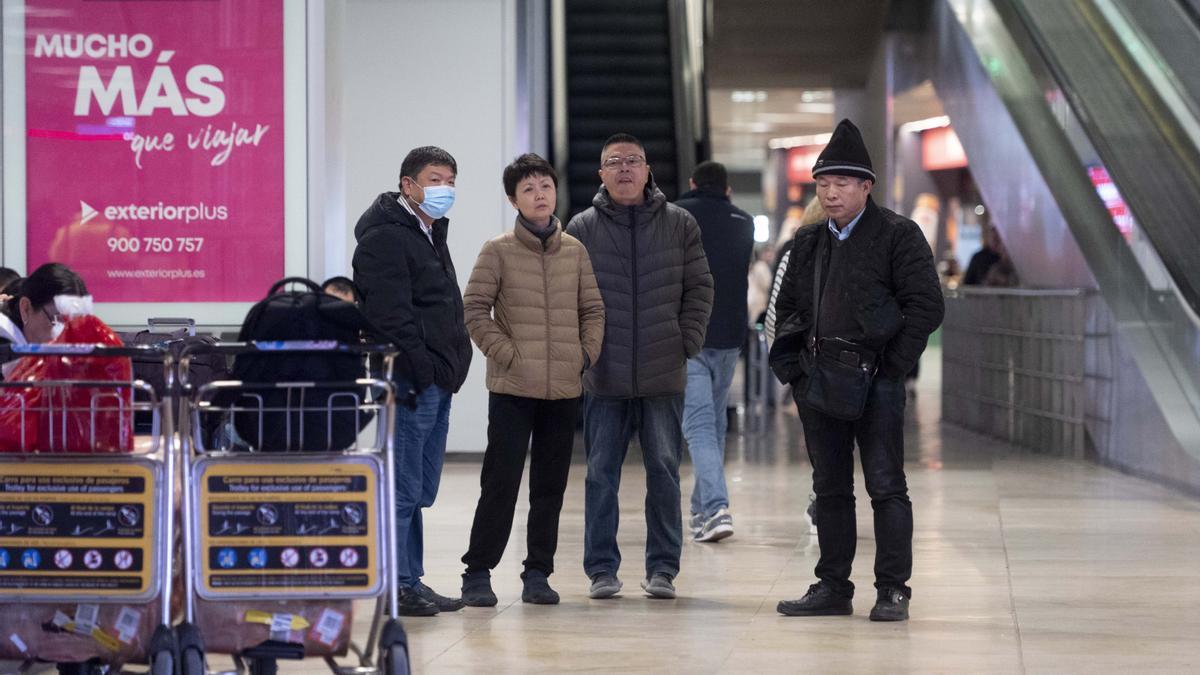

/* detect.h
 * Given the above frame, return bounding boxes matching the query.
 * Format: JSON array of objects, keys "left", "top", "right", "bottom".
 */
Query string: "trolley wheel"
[
  {"left": 382, "top": 643, "right": 411, "bottom": 675},
  {"left": 182, "top": 647, "right": 206, "bottom": 675},
  {"left": 151, "top": 650, "right": 175, "bottom": 675},
  {"left": 248, "top": 657, "right": 277, "bottom": 675},
  {"left": 177, "top": 621, "right": 207, "bottom": 675}
]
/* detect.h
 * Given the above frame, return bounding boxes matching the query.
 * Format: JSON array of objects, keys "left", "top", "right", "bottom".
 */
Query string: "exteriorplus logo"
[
  {"left": 80, "top": 199, "right": 227, "bottom": 224},
  {"left": 80, "top": 200, "right": 99, "bottom": 224}
]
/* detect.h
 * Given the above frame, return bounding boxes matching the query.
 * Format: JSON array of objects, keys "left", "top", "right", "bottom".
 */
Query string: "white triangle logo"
[{"left": 80, "top": 200, "right": 99, "bottom": 225}]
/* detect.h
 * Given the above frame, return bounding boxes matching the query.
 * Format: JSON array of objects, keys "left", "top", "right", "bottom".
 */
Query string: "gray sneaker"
[
  {"left": 694, "top": 508, "right": 734, "bottom": 543},
  {"left": 640, "top": 573, "right": 676, "bottom": 599},
  {"left": 688, "top": 512, "right": 704, "bottom": 534},
  {"left": 588, "top": 573, "right": 622, "bottom": 599}
]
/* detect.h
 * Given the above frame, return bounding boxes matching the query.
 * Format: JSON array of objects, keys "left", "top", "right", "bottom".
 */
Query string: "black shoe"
[
  {"left": 777, "top": 583, "right": 853, "bottom": 617},
  {"left": 521, "top": 573, "right": 560, "bottom": 605},
  {"left": 397, "top": 586, "right": 439, "bottom": 617},
  {"left": 462, "top": 573, "right": 498, "bottom": 607},
  {"left": 869, "top": 587, "right": 910, "bottom": 622},
  {"left": 415, "top": 581, "right": 465, "bottom": 612}
]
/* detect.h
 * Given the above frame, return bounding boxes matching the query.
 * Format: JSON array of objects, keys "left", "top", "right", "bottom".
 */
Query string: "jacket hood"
[
  {"left": 354, "top": 192, "right": 424, "bottom": 242},
  {"left": 592, "top": 179, "right": 668, "bottom": 223},
  {"left": 679, "top": 187, "right": 729, "bottom": 202}
]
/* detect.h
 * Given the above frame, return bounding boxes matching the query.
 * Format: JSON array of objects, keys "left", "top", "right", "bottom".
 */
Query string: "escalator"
[
  {"left": 552, "top": 0, "right": 703, "bottom": 219},
  {"left": 932, "top": 0, "right": 1200, "bottom": 454}
]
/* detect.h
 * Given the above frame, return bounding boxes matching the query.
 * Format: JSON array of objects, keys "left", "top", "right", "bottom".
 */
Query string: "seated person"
[
  {"left": 0, "top": 263, "right": 88, "bottom": 379},
  {"left": 322, "top": 276, "right": 361, "bottom": 305}
]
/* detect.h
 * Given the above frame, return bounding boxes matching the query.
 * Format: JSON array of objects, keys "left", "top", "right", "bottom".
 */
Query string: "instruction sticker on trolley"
[
  {"left": 0, "top": 461, "right": 158, "bottom": 599},
  {"left": 196, "top": 457, "right": 382, "bottom": 598}
]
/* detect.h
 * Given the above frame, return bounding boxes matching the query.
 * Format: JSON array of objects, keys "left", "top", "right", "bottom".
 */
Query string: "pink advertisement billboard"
[{"left": 23, "top": 0, "right": 284, "bottom": 302}]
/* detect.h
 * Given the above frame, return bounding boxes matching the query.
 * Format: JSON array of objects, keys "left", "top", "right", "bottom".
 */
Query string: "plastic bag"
[
  {"left": 0, "top": 315, "right": 133, "bottom": 452},
  {"left": 0, "top": 601, "right": 160, "bottom": 665},
  {"left": 194, "top": 598, "right": 353, "bottom": 657}
]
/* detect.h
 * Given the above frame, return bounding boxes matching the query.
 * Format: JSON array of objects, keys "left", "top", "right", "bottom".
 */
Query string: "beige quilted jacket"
[{"left": 462, "top": 217, "right": 605, "bottom": 400}]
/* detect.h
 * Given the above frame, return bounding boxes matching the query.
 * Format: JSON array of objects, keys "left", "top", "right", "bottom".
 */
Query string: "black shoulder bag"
[{"left": 800, "top": 233, "right": 878, "bottom": 420}]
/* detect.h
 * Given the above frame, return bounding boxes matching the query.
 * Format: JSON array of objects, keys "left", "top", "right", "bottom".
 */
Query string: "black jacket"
[
  {"left": 675, "top": 188, "right": 754, "bottom": 350},
  {"left": 963, "top": 247, "right": 1001, "bottom": 285},
  {"left": 567, "top": 183, "right": 714, "bottom": 398},
  {"left": 771, "top": 198, "right": 944, "bottom": 382},
  {"left": 352, "top": 192, "right": 472, "bottom": 393}
]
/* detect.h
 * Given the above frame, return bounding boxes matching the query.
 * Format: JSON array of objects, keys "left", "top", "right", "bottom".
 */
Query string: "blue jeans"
[
  {"left": 393, "top": 384, "right": 452, "bottom": 588},
  {"left": 583, "top": 394, "right": 684, "bottom": 580},
  {"left": 682, "top": 347, "right": 739, "bottom": 519}
]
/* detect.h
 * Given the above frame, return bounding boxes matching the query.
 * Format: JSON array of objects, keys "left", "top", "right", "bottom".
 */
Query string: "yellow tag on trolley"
[
  {"left": 195, "top": 457, "right": 382, "bottom": 599},
  {"left": 0, "top": 461, "right": 158, "bottom": 600}
]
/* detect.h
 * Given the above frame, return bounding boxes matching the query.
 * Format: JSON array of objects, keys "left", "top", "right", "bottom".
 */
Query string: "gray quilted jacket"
[{"left": 567, "top": 184, "right": 714, "bottom": 398}]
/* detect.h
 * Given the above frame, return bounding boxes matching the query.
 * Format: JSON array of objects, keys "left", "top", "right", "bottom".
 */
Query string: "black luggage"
[
  {"left": 224, "top": 278, "right": 379, "bottom": 452},
  {"left": 119, "top": 318, "right": 228, "bottom": 432}
]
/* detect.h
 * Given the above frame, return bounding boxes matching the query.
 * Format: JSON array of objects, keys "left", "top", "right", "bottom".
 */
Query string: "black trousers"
[
  {"left": 795, "top": 376, "right": 912, "bottom": 598},
  {"left": 461, "top": 393, "right": 580, "bottom": 578}
]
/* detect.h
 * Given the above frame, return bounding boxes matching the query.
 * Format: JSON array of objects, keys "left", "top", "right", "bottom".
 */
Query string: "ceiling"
[
  {"left": 704, "top": 1, "right": 943, "bottom": 172},
  {"left": 709, "top": 87, "right": 834, "bottom": 170},
  {"left": 706, "top": 0, "right": 892, "bottom": 89}
]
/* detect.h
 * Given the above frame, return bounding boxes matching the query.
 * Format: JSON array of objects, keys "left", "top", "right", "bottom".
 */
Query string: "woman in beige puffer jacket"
[{"left": 459, "top": 154, "right": 605, "bottom": 607}]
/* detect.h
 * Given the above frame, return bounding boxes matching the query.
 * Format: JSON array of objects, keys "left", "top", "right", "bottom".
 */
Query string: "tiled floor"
[
  {"left": 14, "top": 351, "right": 1200, "bottom": 673},
  {"left": 322, "top": 354, "right": 1200, "bottom": 674}
]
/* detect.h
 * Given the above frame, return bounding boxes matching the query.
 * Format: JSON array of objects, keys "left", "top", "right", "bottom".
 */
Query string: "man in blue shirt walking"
[{"left": 675, "top": 161, "right": 754, "bottom": 542}]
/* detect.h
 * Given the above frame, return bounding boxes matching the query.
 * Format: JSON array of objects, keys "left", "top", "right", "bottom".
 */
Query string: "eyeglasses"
[
  {"left": 602, "top": 155, "right": 647, "bottom": 170},
  {"left": 41, "top": 306, "right": 60, "bottom": 324}
]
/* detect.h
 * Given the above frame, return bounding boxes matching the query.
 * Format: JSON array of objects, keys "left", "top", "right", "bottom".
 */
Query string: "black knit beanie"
[{"left": 812, "top": 118, "right": 875, "bottom": 182}]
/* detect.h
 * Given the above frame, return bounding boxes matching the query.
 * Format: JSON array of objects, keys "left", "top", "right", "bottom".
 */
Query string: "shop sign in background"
[{"left": 23, "top": 0, "right": 284, "bottom": 302}]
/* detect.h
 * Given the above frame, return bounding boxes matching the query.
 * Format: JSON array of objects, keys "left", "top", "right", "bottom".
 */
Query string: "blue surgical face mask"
[{"left": 416, "top": 184, "right": 455, "bottom": 219}]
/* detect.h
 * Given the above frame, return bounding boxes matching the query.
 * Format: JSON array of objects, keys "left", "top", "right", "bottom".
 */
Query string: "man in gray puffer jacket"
[{"left": 567, "top": 133, "right": 714, "bottom": 600}]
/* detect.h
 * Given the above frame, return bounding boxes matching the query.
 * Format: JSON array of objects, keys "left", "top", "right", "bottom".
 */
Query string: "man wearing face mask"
[{"left": 352, "top": 146, "right": 473, "bottom": 616}]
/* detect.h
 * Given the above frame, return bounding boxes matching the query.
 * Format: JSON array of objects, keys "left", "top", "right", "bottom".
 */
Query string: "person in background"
[
  {"left": 963, "top": 226, "right": 1006, "bottom": 286},
  {"left": 322, "top": 276, "right": 361, "bottom": 305},
  {"left": 352, "top": 146, "right": 473, "bottom": 617},
  {"left": 674, "top": 161, "right": 754, "bottom": 542},
  {"left": 766, "top": 197, "right": 826, "bottom": 344},
  {"left": 0, "top": 268, "right": 19, "bottom": 300},
  {"left": 746, "top": 247, "right": 775, "bottom": 325},
  {"left": 764, "top": 196, "right": 827, "bottom": 533},
  {"left": 567, "top": 133, "right": 713, "bottom": 601},
  {"left": 459, "top": 153, "right": 605, "bottom": 607},
  {"left": 0, "top": 263, "right": 88, "bottom": 379}
]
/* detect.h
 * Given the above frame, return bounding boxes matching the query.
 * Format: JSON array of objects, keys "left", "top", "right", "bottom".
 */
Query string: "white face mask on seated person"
[{"left": 17, "top": 293, "right": 93, "bottom": 343}]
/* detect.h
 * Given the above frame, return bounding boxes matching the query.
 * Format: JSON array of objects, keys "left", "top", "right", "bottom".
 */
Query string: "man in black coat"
[
  {"left": 772, "top": 120, "right": 944, "bottom": 622},
  {"left": 675, "top": 161, "right": 754, "bottom": 543},
  {"left": 353, "top": 146, "right": 473, "bottom": 616}
]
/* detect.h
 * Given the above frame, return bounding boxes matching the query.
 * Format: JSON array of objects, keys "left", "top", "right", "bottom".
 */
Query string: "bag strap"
[
  {"left": 809, "top": 231, "right": 827, "bottom": 354},
  {"left": 268, "top": 277, "right": 322, "bottom": 296}
]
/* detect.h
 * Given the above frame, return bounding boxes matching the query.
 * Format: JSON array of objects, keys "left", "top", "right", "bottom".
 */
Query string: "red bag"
[{"left": 0, "top": 315, "right": 133, "bottom": 453}]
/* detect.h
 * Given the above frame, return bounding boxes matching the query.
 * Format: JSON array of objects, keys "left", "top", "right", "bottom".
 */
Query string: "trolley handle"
[
  {"left": 176, "top": 341, "right": 397, "bottom": 387},
  {"left": 1, "top": 343, "right": 169, "bottom": 358},
  {"left": 147, "top": 317, "right": 197, "bottom": 336}
]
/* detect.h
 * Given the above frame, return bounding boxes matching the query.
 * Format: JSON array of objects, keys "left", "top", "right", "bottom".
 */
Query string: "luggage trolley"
[
  {"left": 0, "top": 344, "right": 178, "bottom": 675},
  {"left": 176, "top": 342, "right": 410, "bottom": 675}
]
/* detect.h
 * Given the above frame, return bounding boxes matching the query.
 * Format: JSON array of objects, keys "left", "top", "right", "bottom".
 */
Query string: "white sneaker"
[
  {"left": 688, "top": 512, "right": 704, "bottom": 534},
  {"left": 694, "top": 508, "right": 734, "bottom": 542}
]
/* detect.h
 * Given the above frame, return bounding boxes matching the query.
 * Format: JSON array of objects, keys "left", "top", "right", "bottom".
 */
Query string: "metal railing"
[
  {"left": 942, "top": 288, "right": 1112, "bottom": 457},
  {"left": 744, "top": 324, "right": 773, "bottom": 434}
]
